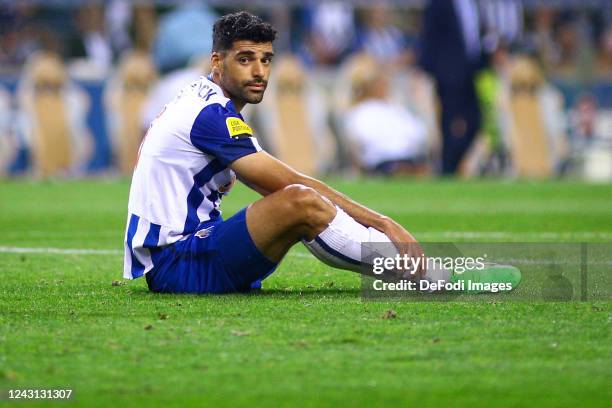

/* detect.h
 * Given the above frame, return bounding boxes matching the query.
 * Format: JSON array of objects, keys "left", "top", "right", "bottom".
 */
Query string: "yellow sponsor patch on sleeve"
[{"left": 226, "top": 117, "right": 253, "bottom": 138}]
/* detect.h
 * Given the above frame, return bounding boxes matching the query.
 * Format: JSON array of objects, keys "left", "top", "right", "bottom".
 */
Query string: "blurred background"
[{"left": 0, "top": 0, "right": 610, "bottom": 181}]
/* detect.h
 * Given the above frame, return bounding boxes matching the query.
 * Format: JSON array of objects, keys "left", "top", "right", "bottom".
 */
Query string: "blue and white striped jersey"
[{"left": 124, "top": 76, "right": 261, "bottom": 279}]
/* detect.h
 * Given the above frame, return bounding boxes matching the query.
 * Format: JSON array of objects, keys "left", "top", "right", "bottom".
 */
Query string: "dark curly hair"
[{"left": 212, "top": 11, "right": 277, "bottom": 52}]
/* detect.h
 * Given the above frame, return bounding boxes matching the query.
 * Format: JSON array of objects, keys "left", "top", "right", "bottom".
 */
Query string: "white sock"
[
  {"left": 302, "top": 207, "right": 370, "bottom": 272},
  {"left": 303, "top": 206, "right": 451, "bottom": 283}
]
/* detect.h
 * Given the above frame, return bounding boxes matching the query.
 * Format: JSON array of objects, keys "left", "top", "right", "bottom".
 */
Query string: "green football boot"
[{"left": 450, "top": 263, "right": 522, "bottom": 294}]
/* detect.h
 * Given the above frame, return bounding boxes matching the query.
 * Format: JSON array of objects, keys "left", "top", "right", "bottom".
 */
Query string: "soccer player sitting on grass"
[{"left": 124, "top": 11, "right": 519, "bottom": 294}]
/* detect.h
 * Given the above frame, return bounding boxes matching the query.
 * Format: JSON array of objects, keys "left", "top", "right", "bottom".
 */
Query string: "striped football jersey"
[{"left": 124, "top": 76, "right": 261, "bottom": 279}]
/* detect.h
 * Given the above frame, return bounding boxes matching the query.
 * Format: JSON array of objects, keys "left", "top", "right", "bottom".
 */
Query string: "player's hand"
[
  {"left": 219, "top": 174, "right": 236, "bottom": 194},
  {"left": 379, "top": 217, "right": 425, "bottom": 278}
]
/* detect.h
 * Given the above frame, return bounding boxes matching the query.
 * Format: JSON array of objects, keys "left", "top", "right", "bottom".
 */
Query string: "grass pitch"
[{"left": 0, "top": 179, "right": 610, "bottom": 407}]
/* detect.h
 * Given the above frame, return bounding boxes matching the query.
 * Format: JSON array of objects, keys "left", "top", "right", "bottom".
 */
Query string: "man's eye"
[
  {"left": 239, "top": 57, "right": 249, "bottom": 64},
  {"left": 262, "top": 58, "right": 272, "bottom": 64}
]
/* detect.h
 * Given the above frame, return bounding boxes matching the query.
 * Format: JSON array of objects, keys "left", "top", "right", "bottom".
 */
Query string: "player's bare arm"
[{"left": 231, "top": 151, "right": 422, "bottom": 252}]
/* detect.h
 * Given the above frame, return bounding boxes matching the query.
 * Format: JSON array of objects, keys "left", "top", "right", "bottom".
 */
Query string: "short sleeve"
[{"left": 190, "top": 102, "right": 261, "bottom": 165}]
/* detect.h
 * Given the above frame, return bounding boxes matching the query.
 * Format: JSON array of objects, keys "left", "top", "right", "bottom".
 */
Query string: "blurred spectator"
[
  {"left": 299, "top": 2, "right": 356, "bottom": 66},
  {"left": 17, "top": 51, "right": 92, "bottom": 177},
  {"left": 570, "top": 93, "right": 599, "bottom": 143},
  {"left": 152, "top": 2, "right": 216, "bottom": 73},
  {"left": 468, "top": 0, "right": 523, "bottom": 177},
  {"left": 354, "top": 4, "right": 413, "bottom": 70},
  {"left": 566, "top": 94, "right": 612, "bottom": 181},
  {"left": 420, "top": 0, "right": 486, "bottom": 175},
  {"left": 69, "top": 3, "right": 112, "bottom": 76},
  {"left": 342, "top": 54, "right": 428, "bottom": 176},
  {"left": 469, "top": 51, "right": 508, "bottom": 176}
]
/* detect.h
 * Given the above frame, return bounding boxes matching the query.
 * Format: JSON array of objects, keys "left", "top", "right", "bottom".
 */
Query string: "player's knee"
[
  {"left": 283, "top": 184, "right": 334, "bottom": 227},
  {"left": 283, "top": 184, "right": 319, "bottom": 212}
]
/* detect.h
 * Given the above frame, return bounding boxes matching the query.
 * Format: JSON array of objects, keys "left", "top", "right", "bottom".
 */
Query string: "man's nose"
[{"left": 252, "top": 61, "right": 264, "bottom": 78}]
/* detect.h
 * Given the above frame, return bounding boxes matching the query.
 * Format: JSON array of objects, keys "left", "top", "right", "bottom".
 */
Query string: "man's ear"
[{"left": 211, "top": 52, "right": 223, "bottom": 76}]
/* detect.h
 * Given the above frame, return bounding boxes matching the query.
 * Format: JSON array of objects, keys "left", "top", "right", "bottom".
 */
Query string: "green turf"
[{"left": 0, "top": 179, "right": 610, "bottom": 407}]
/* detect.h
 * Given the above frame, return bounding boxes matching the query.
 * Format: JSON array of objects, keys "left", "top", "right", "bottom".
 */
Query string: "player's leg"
[
  {"left": 245, "top": 184, "right": 337, "bottom": 262},
  {"left": 244, "top": 184, "right": 522, "bottom": 293},
  {"left": 245, "top": 184, "right": 407, "bottom": 273},
  {"left": 246, "top": 184, "right": 453, "bottom": 284}
]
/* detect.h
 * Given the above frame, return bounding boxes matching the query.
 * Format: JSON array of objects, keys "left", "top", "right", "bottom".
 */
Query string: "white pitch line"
[
  {"left": 0, "top": 246, "right": 122, "bottom": 255},
  {"left": 0, "top": 245, "right": 315, "bottom": 259}
]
